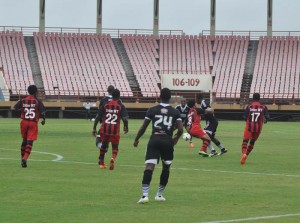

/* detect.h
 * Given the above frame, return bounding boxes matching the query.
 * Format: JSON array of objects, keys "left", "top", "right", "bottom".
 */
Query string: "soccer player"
[
  {"left": 186, "top": 99, "right": 211, "bottom": 157},
  {"left": 240, "top": 93, "right": 269, "bottom": 165},
  {"left": 95, "top": 89, "right": 128, "bottom": 170},
  {"left": 175, "top": 99, "right": 193, "bottom": 147},
  {"left": 13, "top": 85, "right": 46, "bottom": 168},
  {"left": 134, "top": 88, "right": 183, "bottom": 204},
  {"left": 83, "top": 101, "right": 92, "bottom": 120},
  {"left": 196, "top": 94, "right": 227, "bottom": 156},
  {"left": 93, "top": 85, "right": 115, "bottom": 149}
]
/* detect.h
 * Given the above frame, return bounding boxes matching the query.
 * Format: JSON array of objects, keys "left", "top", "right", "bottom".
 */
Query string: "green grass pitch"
[{"left": 0, "top": 118, "right": 300, "bottom": 223}]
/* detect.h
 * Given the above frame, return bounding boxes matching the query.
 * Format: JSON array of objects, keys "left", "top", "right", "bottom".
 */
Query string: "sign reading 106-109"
[
  {"left": 161, "top": 74, "right": 212, "bottom": 91},
  {"left": 172, "top": 78, "right": 200, "bottom": 87}
]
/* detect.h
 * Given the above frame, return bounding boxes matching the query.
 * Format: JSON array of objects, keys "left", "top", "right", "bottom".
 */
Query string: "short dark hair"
[
  {"left": 160, "top": 88, "right": 171, "bottom": 101},
  {"left": 187, "top": 99, "right": 196, "bottom": 108},
  {"left": 27, "top": 85, "right": 37, "bottom": 95},
  {"left": 112, "top": 88, "right": 120, "bottom": 99},
  {"left": 253, "top": 93, "right": 260, "bottom": 101},
  {"left": 196, "top": 94, "right": 203, "bottom": 100},
  {"left": 107, "top": 85, "right": 115, "bottom": 94}
]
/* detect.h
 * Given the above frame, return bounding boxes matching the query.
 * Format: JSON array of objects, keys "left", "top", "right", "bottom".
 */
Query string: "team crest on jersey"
[{"left": 160, "top": 108, "right": 168, "bottom": 114}]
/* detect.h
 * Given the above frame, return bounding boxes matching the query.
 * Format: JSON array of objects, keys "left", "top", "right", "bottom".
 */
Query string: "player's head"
[
  {"left": 27, "top": 85, "right": 38, "bottom": 95},
  {"left": 107, "top": 85, "right": 115, "bottom": 95},
  {"left": 181, "top": 99, "right": 186, "bottom": 106},
  {"left": 160, "top": 88, "right": 171, "bottom": 102},
  {"left": 253, "top": 93, "right": 260, "bottom": 101},
  {"left": 187, "top": 99, "right": 196, "bottom": 108},
  {"left": 112, "top": 88, "right": 120, "bottom": 100},
  {"left": 196, "top": 94, "right": 203, "bottom": 104}
]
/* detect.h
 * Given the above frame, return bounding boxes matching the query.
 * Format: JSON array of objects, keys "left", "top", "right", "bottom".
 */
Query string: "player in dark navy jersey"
[
  {"left": 94, "top": 89, "right": 128, "bottom": 170},
  {"left": 14, "top": 85, "right": 46, "bottom": 168},
  {"left": 240, "top": 93, "right": 269, "bottom": 165},
  {"left": 196, "top": 94, "right": 227, "bottom": 156},
  {"left": 134, "top": 88, "right": 183, "bottom": 204},
  {"left": 175, "top": 99, "right": 190, "bottom": 125},
  {"left": 175, "top": 99, "right": 194, "bottom": 147}
]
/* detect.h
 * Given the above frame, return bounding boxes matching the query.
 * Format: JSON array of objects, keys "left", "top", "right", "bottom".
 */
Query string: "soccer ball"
[
  {"left": 91, "top": 118, "right": 95, "bottom": 122},
  {"left": 182, "top": 133, "right": 191, "bottom": 141}
]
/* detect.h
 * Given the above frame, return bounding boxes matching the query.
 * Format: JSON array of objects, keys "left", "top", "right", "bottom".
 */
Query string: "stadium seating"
[
  {"left": 34, "top": 32, "right": 133, "bottom": 97},
  {"left": 121, "top": 34, "right": 160, "bottom": 97},
  {"left": 159, "top": 35, "right": 212, "bottom": 74},
  {"left": 1, "top": 30, "right": 299, "bottom": 102},
  {"left": 251, "top": 36, "right": 300, "bottom": 99},
  {"left": 0, "top": 31, "right": 34, "bottom": 95},
  {"left": 212, "top": 35, "right": 250, "bottom": 99}
]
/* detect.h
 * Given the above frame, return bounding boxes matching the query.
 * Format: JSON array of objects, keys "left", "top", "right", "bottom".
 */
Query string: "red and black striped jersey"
[
  {"left": 14, "top": 95, "right": 46, "bottom": 122},
  {"left": 187, "top": 107, "right": 205, "bottom": 128},
  {"left": 98, "top": 99, "right": 128, "bottom": 136},
  {"left": 243, "top": 101, "right": 269, "bottom": 133}
]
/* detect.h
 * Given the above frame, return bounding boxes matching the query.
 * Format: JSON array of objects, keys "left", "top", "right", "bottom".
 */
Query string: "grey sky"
[{"left": 0, "top": 0, "right": 299, "bottom": 34}]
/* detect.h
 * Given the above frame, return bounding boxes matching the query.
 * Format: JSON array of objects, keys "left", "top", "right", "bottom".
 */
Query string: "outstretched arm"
[{"left": 13, "top": 100, "right": 22, "bottom": 110}]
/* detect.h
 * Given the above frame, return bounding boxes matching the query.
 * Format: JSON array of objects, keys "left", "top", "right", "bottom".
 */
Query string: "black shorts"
[
  {"left": 145, "top": 134, "right": 174, "bottom": 164},
  {"left": 204, "top": 121, "right": 218, "bottom": 138}
]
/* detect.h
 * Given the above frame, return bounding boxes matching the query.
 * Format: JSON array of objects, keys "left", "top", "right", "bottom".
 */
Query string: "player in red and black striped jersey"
[
  {"left": 95, "top": 89, "right": 128, "bottom": 170},
  {"left": 93, "top": 85, "right": 115, "bottom": 149},
  {"left": 13, "top": 85, "right": 46, "bottom": 168},
  {"left": 186, "top": 99, "right": 211, "bottom": 157},
  {"left": 240, "top": 93, "right": 269, "bottom": 165}
]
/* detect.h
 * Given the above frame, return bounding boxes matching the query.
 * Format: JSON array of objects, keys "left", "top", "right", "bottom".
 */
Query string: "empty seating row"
[
  {"left": 251, "top": 36, "right": 300, "bottom": 99},
  {"left": 0, "top": 31, "right": 34, "bottom": 95},
  {"left": 212, "top": 35, "right": 249, "bottom": 98},
  {"left": 34, "top": 32, "right": 133, "bottom": 97},
  {"left": 121, "top": 34, "right": 160, "bottom": 97}
]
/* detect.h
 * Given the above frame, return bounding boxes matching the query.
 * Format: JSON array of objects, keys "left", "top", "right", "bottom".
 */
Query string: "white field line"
[
  {"left": 0, "top": 148, "right": 300, "bottom": 178},
  {"left": 1, "top": 148, "right": 300, "bottom": 223},
  {"left": 0, "top": 148, "right": 63, "bottom": 161},
  {"left": 196, "top": 213, "right": 300, "bottom": 223}
]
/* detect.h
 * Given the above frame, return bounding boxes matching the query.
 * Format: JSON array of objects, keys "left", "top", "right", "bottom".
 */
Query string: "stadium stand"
[
  {"left": 251, "top": 36, "right": 300, "bottom": 100},
  {"left": 159, "top": 35, "right": 212, "bottom": 74},
  {"left": 1, "top": 29, "right": 299, "bottom": 103},
  {"left": 0, "top": 70, "right": 9, "bottom": 101},
  {"left": 121, "top": 34, "right": 160, "bottom": 97},
  {"left": 33, "top": 32, "right": 133, "bottom": 97},
  {"left": 0, "top": 31, "right": 34, "bottom": 95},
  {"left": 212, "top": 35, "right": 250, "bottom": 99}
]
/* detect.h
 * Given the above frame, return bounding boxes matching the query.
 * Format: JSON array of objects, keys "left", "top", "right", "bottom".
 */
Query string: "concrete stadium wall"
[{"left": 1, "top": 101, "right": 300, "bottom": 121}]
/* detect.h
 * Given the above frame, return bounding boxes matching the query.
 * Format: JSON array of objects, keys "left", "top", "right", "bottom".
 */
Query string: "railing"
[
  {"left": 201, "top": 30, "right": 300, "bottom": 40},
  {"left": 8, "top": 89, "right": 300, "bottom": 105},
  {"left": 3, "top": 26, "right": 300, "bottom": 39},
  {"left": 0, "top": 26, "right": 183, "bottom": 38}
]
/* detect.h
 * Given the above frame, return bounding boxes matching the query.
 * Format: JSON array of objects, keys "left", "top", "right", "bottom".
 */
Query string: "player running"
[
  {"left": 240, "top": 93, "right": 269, "bottom": 165},
  {"left": 94, "top": 89, "right": 129, "bottom": 170},
  {"left": 13, "top": 85, "right": 46, "bottom": 168},
  {"left": 93, "top": 85, "right": 115, "bottom": 149},
  {"left": 186, "top": 99, "right": 211, "bottom": 157}
]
